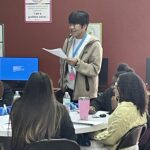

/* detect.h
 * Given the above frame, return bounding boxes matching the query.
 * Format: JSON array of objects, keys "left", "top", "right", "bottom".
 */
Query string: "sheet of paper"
[
  {"left": 71, "top": 114, "right": 102, "bottom": 126},
  {"left": 70, "top": 111, "right": 109, "bottom": 126},
  {"left": 72, "top": 120, "right": 101, "bottom": 126},
  {"left": 42, "top": 48, "right": 67, "bottom": 59},
  {"left": 0, "top": 115, "right": 9, "bottom": 125}
]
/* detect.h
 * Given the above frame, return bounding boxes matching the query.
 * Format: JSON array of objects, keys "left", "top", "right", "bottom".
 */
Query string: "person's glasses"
[{"left": 69, "top": 24, "right": 80, "bottom": 28}]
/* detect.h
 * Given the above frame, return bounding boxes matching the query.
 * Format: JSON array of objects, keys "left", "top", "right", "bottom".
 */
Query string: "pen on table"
[{"left": 73, "top": 122, "right": 94, "bottom": 126}]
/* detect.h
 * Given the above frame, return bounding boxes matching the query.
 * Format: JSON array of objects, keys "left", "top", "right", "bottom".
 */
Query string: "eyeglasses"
[{"left": 69, "top": 24, "right": 81, "bottom": 28}]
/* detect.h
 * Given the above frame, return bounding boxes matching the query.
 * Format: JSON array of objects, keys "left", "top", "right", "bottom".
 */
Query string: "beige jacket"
[
  {"left": 93, "top": 102, "right": 147, "bottom": 150},
  {"left": 59, "top": 34, "right": 103, "bottom": 100}
]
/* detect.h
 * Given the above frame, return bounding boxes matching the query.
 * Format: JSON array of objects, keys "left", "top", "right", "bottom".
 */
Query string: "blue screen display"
[{"left": 0, "top": 57, "right": 38, "bottom": 80}]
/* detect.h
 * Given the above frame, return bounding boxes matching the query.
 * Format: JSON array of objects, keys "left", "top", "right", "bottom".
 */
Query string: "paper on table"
[
  {"left": 72, "top": 120, "right": 101, "bottom": 126},
  {"left": 42, "top": 48, "right": 67, "bottom": 59},
  {"left": 71, "top": 115, "right": 102, "bottom": 126},
  {"left": 0, "top": 115, "right": 9, "bottom": 125}
]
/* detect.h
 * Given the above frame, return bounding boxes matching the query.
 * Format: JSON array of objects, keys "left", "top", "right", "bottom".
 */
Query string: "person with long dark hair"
[
  {"left": 92, "top": 72, "right": 148, "bottom": 150},
  {"left": 10, "top": 72, "right": 76, "bottom": 150},
  {"left": 90, "top": 63, "right": 134, "bottom": 114}
]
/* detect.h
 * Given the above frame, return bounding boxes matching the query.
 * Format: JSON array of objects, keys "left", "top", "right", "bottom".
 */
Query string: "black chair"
[
  {"left": 24, "top": 139, "right": 81, "bottom": 150},
  {"left": 0, "top": 136, "right": 11, "bottom": 150},
  {"left": 116, "top": 124, "right": 147, "bottom": 150},
  {"left": 139, "top": 128, "right": 150, "bottom": 150}
]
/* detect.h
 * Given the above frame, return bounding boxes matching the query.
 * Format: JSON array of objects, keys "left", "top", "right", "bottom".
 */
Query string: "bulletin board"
[
  {"left": 87, "top": 23, "right": 102, "bottom": 45},
  {"left": 0, "top": 24, "right": 4, "bottom": 57}
]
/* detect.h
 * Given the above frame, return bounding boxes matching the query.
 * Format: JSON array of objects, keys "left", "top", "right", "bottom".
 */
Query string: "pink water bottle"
[{"left": 78, "top": 97, "right": 90, "bottom": 120}]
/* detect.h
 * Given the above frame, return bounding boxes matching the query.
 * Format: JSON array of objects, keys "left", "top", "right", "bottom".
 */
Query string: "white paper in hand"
[{"left": 42, "top": 48, "right": 67, "bottom": 59}]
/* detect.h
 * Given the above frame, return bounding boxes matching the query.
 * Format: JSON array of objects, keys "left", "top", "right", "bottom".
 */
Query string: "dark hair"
[
  {"left": 117, "top": 72, "right": 147, "bottom": 115},
  {"left": 10, "top": 72, "right": 62, "bottom": 150},
  {"left": 117, "top": 63, "right": 134, "bottom": 73},
  {"left": 68, "top": 10, "right": 89, "bottom": 26},
  {"left": 112, "top": 63, "right": 134, "bottom": 84}
]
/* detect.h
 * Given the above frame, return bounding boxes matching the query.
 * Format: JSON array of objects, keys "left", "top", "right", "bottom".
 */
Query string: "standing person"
[
  {"left": 92, "top": 72, "right": 148, "bottom": 150},
  {"left": 10, "top": 72, "right": 76, "bottom": 150},
  {"left": 57, "top": 10, "right": 103, "bottom": 102}
]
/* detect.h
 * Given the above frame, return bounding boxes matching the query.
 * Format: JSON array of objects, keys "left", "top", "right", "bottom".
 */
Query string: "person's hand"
[
  {"left": 65, "top": 58, "right": 78, "bottom": 66},
  {"left": 89, "top": 106, "right": 96, "bottom": 114}
]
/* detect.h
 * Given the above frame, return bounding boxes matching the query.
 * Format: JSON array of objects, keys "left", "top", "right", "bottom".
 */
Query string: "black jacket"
[
  {"left": 91, "top": 87, "right": 114, "bottom": 112},
  {"left": 0, "top": 82, "right": 14, "bottom": 107}
]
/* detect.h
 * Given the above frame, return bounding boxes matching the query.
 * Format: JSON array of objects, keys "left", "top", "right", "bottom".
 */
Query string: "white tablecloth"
[{"left": 0, "top": 111, "right": 109, "bottom": 136}]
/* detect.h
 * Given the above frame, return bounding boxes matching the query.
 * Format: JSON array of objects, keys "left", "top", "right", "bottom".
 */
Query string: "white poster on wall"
[
  {"left": 0, "top": 24, "right": 4, "bottom": 56},
  {"left": 25, "top": 0, "right": 52, "bottom": 23},
  {"left": 0, "top": 43, "right": 3, "bottom": 57},
  {"left": 87, "top": 23, "right": 102, "bottom": 45},
  {"left": 0, "top": 25, "right": 2, "bottom": 42}
]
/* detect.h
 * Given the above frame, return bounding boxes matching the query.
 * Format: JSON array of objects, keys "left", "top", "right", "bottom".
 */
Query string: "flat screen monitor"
[{"left": 0, "top": 57, "right": 39, "bottom": 81}]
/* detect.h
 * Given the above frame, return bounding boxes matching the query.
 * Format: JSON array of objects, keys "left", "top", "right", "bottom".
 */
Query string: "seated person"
[
  {"left": 90, "top": 63, "right": 134, "bottom": 114},
  {"left": 91, "top": 72, "right": 148, "bottom": 150},
  {"left": 0, "top": 81, "right": 14, "bottom": 107},
  {"left": 10, "top": 72, "right": 76, "bottom": 150}
]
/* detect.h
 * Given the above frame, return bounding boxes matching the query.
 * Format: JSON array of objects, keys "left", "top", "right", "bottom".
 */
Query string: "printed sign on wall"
[{"left": 25, "top": 0, "right": 52, "bottom": 23}]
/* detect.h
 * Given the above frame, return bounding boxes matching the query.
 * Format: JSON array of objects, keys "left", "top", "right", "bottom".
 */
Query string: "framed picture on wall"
[
  {"left": 87, "top": 23, "right": 102, "bottom": 45},
  {"left": 0, "top": 24, "right": 4, "bottom": 57}
]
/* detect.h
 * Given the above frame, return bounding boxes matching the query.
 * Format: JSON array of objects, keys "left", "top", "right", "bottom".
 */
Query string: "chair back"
[
  {"left": 25, "top": 139, "right": 81, "bottom": 150},
  {"left": 116, "top": 124, "right": 147, "bottom": 150}
]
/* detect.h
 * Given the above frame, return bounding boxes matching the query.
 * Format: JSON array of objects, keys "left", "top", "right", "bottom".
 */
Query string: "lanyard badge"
[
  {"left": 69, "top": 67, "right": 75, "bottom": 81},
  {"left": 69, "top": 34, "right": 87, "bottom": 81}
]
